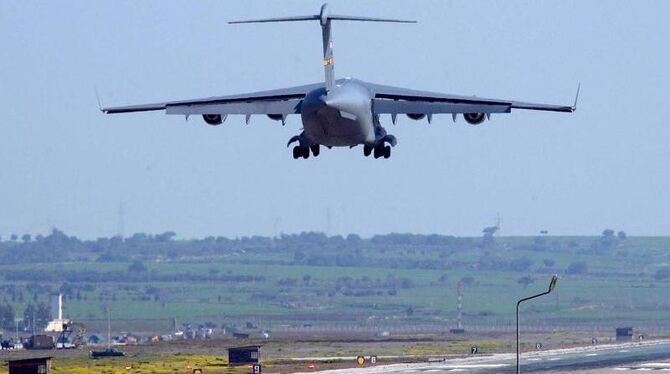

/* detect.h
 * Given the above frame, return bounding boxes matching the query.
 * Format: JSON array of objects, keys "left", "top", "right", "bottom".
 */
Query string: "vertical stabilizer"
[
  {"left": 229, "top": 3, "right": 415, "bottom": 93},
  {"left": 320, "top": 4, "right": 335, "bottom": 92}
]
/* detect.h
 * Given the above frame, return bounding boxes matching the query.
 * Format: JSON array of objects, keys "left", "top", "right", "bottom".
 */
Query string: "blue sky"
[{"left": 1, "top": 1, "right": 668, "bottom": 239}]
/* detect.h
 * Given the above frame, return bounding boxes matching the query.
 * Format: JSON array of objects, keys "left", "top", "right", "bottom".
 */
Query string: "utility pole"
[
  {"left": 456, "top": 281, "right": 464, "bottom": 329},
  {"left": 15, "top": 318, "right": 20, "bottom": 342},
  {"left": 117, "top": 202, "right": 125, "bottom": 239}
]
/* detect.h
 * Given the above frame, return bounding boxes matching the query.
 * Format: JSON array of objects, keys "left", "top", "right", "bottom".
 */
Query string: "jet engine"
[
  {"left": 463, "top": 112, "right": 486, "bottom": 125},
  {"left": 267, "top": 114, "right": 284, "bottom": 121},
  {"left": 406, "top": 113, "right": 426, "bottom": 120},
  {"left": 202, "top": 114, "right": 224, "bottom": 125}
]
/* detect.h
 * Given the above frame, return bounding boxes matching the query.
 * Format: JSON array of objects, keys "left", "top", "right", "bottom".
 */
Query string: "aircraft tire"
[
  {"left": 302, "top": 147, "right": 310, "bottom": 159},
  {"left": 373, "top": 146, "right": 381, "bottom": 159},
  {"left": 292, "top": 146, "right": 300, "bottom": 159},
  {"left": 383, "top": 145, "right": 391, "bottom": 159},
  {"left": 363, "top": 145, "right": 372, "bottom": 157},
  {"left": 310, "top": 145, "right": 320, "bottom": 157}
]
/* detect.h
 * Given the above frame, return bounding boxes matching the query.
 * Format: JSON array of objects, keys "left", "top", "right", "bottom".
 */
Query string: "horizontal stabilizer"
[
  {"left": 328, "top": 15, "right": 416, "bottom": 23},
  {"left": 229, "top": 15, "right": 319, "bottom": 24}
]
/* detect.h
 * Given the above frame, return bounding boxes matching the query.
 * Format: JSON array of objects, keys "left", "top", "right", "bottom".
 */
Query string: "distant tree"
[
  {"left": 566, "top": 261, "right": 588, "bottom": 274},
  {"left": 21, "top": 234, "right": 31, "bottom": 243},
  {"left": 509, "top": 257, "right": 532, "bottom": 272},
  {"left": 517, "top": 276, "right": 534, "bottom": 288},
  {"left": 532, "top": 236, "right": 548, "bottom": 251},
  {"left": 543, "top": 259, "right": 555, "bottom": 268},
  {"left": 617, "top": 231, "right": 627, "bottom": 240},
  {"left": 156, "top": 231, "right": 176, "bottom": 242},
  {"left": 482, "top": 226, "right": 499, "bottom": 247},
  {"left": 23, "top": 302, "right": 50, "bottom": 330},
  {"left": 654, "top": 267, "right": 670, "bottom": 281},
  {"left": 293, "top": 250, "right": 306, "bottom": 262},
  {"left": 128, "top": 261, "right": 147, "bottom": 273},
  {"left": 592, "top": 229, "right": 619, "bottom": 252},
  {"left": 10, "top": 234, "right": 18, "bottom": 241},
  {"left": 600, "top": 229, "right": 618, "bottom": 248},
  {"left": 0, "top": 303, "right": 15, "bottom": 329}
]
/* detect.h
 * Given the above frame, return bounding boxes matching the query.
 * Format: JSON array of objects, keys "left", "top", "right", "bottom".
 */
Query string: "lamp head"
[{"left": 548, "top": 274, "right": 558, "bottom": 293}]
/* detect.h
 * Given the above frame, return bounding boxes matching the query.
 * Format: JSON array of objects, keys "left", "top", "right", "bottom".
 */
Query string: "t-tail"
[{"left": 229, "top": 3, "right": 416, "bottom": 92}]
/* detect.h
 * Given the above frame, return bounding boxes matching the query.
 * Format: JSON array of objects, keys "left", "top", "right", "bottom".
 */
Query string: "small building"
[
  {"left": 228, "top": 345, "right": 261, "bottom": 365},
  {"left": 25, "top": 335, "right": 54, "bottom": 350},
  {"left": 616, "top": 327, "right": 633, "bottom": 342},
  {"left": 7, "top": 357, "right": 52, "bottom": 374}
]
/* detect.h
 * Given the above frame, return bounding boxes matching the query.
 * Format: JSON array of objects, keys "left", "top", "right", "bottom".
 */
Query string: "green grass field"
[{"left": 1, "top": 234, "right": 670, "bottom": 335}]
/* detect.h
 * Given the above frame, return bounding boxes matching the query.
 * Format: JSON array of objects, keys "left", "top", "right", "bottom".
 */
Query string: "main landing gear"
[
  {"left": 364, "top": 144, "right": 391, "bottom": 159},
  {"left": 292, "top": 144, "right": 320, "bottom": 159}
]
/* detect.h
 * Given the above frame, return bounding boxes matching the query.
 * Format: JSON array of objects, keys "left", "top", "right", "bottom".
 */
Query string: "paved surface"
[{"left": 294, "top": 340, "right": 670, "bottom": 373}]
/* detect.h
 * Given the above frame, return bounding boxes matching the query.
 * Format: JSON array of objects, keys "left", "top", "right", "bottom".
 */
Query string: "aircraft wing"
[
  {"left": 101, "top": 83, "right": 325, "bottom": 115},
  {"left": 368, "top": 82, "right": 578, "bottom": 115}
]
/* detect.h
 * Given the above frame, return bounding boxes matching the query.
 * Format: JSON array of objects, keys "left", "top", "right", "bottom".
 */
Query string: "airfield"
[{"left": 4, "top": 336, "right": 670, "bottom": 373}]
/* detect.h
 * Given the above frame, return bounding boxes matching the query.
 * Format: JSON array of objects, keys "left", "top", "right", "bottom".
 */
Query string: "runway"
[{"left": 294, "top": 340, "right": 670, "bottom": 373}]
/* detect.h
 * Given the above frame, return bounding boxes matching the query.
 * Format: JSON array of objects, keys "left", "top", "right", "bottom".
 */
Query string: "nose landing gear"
[{"left": 368, "top": 144, "right": 390, "bottom": 159}]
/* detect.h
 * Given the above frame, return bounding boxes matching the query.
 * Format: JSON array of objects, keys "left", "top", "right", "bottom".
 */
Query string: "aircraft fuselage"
[{"left": 300, "top": 80, "right": 376, "bottom": 147}]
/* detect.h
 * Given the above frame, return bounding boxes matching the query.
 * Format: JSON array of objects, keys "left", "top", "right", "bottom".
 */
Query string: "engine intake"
[
  {"left": 267, "top": 114, "right": 284, "bottom": 121},
  {"left": 202, "top": 114, "right": 224, "bottom": 126},
  {"left": 463, "top": 113, "right": 486, "bottom": 125},
  {"left": 406, "top": 113, "right": 426, "bottom": 121}
]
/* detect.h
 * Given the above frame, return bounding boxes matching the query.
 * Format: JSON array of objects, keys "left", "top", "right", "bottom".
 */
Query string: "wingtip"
[
  {"left": 95, "top": 87, "right": 105, "bottom": 113},
  {"left": 572, "top": 83, "right": 581, "bottom": 111}
]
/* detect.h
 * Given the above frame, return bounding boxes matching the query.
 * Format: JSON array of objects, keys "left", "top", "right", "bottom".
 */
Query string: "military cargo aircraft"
[{"left": 102, "top": 3, "right": 578, "bottom": 159}]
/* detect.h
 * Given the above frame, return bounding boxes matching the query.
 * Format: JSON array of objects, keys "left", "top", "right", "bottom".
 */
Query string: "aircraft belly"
[{"left": 303, "top": 107, "right": 369, "bottom": 147}]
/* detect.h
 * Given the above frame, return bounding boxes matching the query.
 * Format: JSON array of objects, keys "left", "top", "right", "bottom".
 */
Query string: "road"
[{"left": 293, "top": 340, "right": 670, "bottom": 373}]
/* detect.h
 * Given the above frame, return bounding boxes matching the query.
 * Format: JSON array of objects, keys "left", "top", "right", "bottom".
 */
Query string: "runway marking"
[
  {"left": 585, "top": 353, "right": 598, "bottom": 356},
  {"left": 527, "top": 358, "right": 542, "bottom": 361},
  {"left": 640, "top": 363, "right": 670, "bottom": 368},
  {"left": 547, "top": 357, "right": 562, "bottom": 361}
]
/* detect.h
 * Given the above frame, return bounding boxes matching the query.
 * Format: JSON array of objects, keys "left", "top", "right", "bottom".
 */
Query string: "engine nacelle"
[
  {"left": 463, "top": 112, "right": 486, "bottom": 125},
  {"left": 267, "top": 114, "right": 284, "bottom": 121},
  {"left": 406, "top": 113, "right": 426, "bottom": 121},
  {"left": 202, "top": 114, "right": 224, "bottom": 126}
]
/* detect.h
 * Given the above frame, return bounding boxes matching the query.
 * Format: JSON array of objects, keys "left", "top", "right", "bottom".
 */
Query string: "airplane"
[{"left": 101, "top": 3, "right": 578, "bottom": 160}]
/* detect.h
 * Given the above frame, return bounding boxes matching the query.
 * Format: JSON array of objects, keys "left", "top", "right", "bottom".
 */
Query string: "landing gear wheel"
[
  {"left": 383, "top": 145, "right": 391, "bottom": 159},
  {"left": 363, "top": 145, "right": 372, "bottom": 157},
  {"left": 302, "top": 147, "right": 310, "bottom": 159},
  {"left": 373, "top": 146, "right": 381, "bottom": 159},
  {"left": 310, "top": 145, "right": 320, "bottom": 157},
  {"left": 292, "top": 146, "right": 300, "bottom": 159}
]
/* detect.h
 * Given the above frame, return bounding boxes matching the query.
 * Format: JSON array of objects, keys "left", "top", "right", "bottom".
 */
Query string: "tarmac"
[{"left": 293, "top": 339, "right": 670, "bottom": 373}]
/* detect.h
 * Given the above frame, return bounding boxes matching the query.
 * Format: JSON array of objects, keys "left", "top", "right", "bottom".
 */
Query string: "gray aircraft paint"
[{"left": 102, "top": 3, "right": 576, "bottom": 159}]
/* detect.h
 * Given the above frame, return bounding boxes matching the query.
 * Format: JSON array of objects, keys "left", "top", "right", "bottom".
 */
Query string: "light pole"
[{"left": 516, "top": 274, "right": 558, "bottom": 374}]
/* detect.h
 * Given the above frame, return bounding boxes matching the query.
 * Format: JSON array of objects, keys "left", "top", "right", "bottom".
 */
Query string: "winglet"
[
  {"left": 572, "top": 83, "right": 580, "bottom": 112},
  {"left": 95, "top": 87, "right": 104, "bottom": 113}
]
